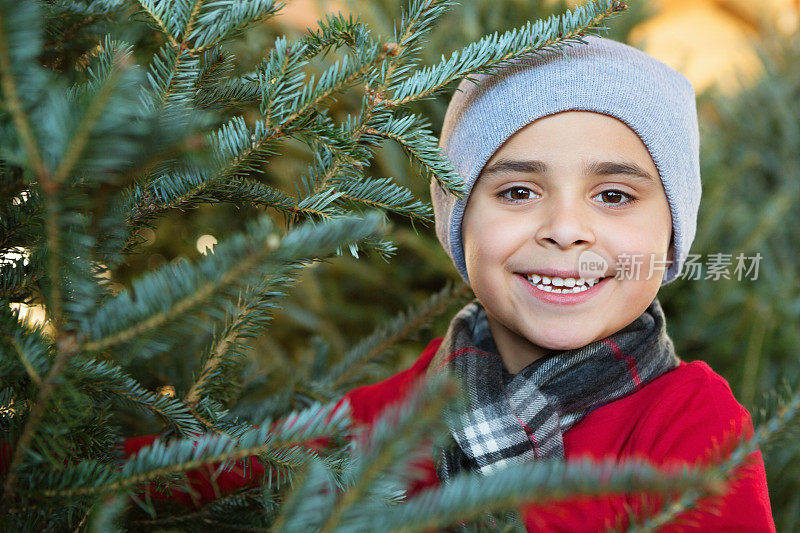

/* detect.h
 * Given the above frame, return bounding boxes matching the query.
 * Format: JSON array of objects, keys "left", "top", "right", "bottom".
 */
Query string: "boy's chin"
[{"left": 530, "top": 331, "right": 600, "bottom": 352}]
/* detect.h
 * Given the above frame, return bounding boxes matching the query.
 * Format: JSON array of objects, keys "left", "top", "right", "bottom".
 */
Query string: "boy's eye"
[
  {"left": 499, "top": 186, "right": 537, "bottom": 202},
  {"left": 593, "top": 189, "right": 636, "bottom": 207}
]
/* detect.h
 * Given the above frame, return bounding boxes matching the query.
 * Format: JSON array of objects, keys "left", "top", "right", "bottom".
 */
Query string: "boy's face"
[{"left": 462, "top": 110, "right": 673, "bottom": 372}]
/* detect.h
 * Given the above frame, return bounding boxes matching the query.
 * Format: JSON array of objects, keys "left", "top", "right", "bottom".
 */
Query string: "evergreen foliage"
[{"left": 0, "top": 0, "right": 797, "bottom": 531}]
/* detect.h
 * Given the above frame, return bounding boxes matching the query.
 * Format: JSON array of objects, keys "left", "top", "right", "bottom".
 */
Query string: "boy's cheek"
[
  {"left": 463, "top": 212, "right": 502, "bottom": 246},
  {"left": 464, "top": 222, "right": 526, "bottom": 261},
  {"left": 610, "top": 234, "right": 672, "bottom": 280}
]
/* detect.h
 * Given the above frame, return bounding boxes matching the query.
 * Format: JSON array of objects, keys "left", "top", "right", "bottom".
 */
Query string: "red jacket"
[{"left": 345, "top": 337, "right": 775, "bottom": 532}]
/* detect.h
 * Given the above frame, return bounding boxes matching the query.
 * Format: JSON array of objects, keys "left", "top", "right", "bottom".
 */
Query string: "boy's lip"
[{"left": 516, "top": 273, "right": 611, "bottom": 304}]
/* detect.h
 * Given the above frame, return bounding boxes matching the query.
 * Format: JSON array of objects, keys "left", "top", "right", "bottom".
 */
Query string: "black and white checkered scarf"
[{"left": 427, "top": 297, "right": 680, "bottom": 482}]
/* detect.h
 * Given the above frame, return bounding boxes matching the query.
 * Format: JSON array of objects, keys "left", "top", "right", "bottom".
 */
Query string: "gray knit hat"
[{"left": 432, "top": 35, "right": 701, "bottom": 285}]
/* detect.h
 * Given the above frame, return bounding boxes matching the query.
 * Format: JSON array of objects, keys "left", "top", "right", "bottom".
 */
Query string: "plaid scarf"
[{"left": 427, "top": 297, "right": 680, "bottom": 483}]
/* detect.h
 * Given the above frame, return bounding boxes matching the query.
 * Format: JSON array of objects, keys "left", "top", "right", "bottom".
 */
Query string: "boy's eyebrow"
[
  {"left": 482, "top": 159, "right": 548, "bottom": 176},
  {"left": 585, "top": 160, "right": 657, "bottom": 182},
  {"left": 481, "top": 159, "right": 657, "bottom": 183}
]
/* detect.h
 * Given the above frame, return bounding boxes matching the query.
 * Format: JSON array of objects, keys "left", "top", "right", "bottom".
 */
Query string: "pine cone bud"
[{"left": 382, "top": 42, "right": 400, "bottom": 57}]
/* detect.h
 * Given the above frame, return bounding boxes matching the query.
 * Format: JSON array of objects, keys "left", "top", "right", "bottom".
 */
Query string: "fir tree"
[{"left": 0, "top": 0, "right": 797, "bottom": 531}]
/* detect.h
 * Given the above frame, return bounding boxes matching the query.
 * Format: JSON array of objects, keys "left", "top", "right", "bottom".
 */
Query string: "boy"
[{"left": 343, "top": 35, "right": 776, "bottom": 530}]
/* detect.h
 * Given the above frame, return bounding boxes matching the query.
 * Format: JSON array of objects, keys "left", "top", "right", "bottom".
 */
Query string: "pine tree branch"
[
  {"left": 301, "top": 102, "right": 383, "bottom": 196},
  {"left": 130, "top": 2, "right": 455, "bottom": 232},
  {"left": 213, "top": 117, "right": 280, "bottom": 179},
  {"left": 304, "top": 1, "right": 456, "bottom": 198},
  {"left": 387, "top": 0, "right": 627, "bottom": 106},
  {"left": 31, "top": 400, "right": 350, "bottom": 499},
  {"left": 390, "top": 0, "right": 454, "bottom": 78},
  {"left": 2, "top": 332, "right": 80, "bottom": 500},
  {"left": 271, "top": 456, "right": 335, "bottom": 532},
  {"left": 120, "top": 174, "right": 334, "bottom": 254},
  {"left": 186, "top": 0, "right": 283, "bottom": 54},
  {"left": 141, "top": 1, "right": 277, "bottom": 109},
  {"left": 127, "top": 484, "right": 267, "bottom": 528},
  {"left": 183, "top": 0, "right": 205, "bottom": 42},
  {"left": 119, "top": 108, "right": 346, "bottom": 238},
  {"left": 328, "top": 282, "right": 470, "bottom": 389},
  {"left": 0, "top": 327, "right": 43, "bottom": 386},
  {"left": 73, "top": 504, "right": 92, "bottom": 533},
  {"left": 136, "top": 0, "right": 180, "bottom": 49},
  {"left": 195, "top": 47, "right": 234, "bottom": 89},
  {"left": 184, "top": 282, "right": 288, "bottom": 407},
  {"left": 70, "top": 358, "right": 204, "bottom": 436},
  {"left": 185, "top": 325, "right": 241, "bottom": 407},
  {"left": 316, "top": 375, "right": 459, "bottom": 533},
  {"left": 0, "top": 7, "right": 47, "bottom": 179},
  {"left": 123, "top": 170, "right": 290, "bottom": 225},
  {"left": 42, "top": 206, "right": 62, "bottom": 326},
  {"left": 43, "top": 3, "right": 129, "bottom": 68},
  {"left": 83, "top": 214, "right": 382, "bottom": 355},
  {"left": 205, "top": 42, "right": 386, "bottom": 189},
  {"left": 0, "top": 302, "right": 52, "bottom": 383},
  {"left": 53, "top": 42, "right": 132, "bottom": 184},
  {"left": 49, "top": 441, "right": 307, "bottom": 498},
  {"left": 0, "top": 192, "right": 40, "bottom": 254},
  {"left": 257, "top": 37, "right": 305, "bottom": 124},
  {"left": 335, "top": 191, "right": 423, "bottom": 218},
  {"left": 300, "top": 29, "right": 408, "bottom": 195},
  {"left": 0, "top": 3, "right": 78, "bottom": 501},
  {"left": 301, "top": 11, "right": 370, "bottom": 60},
  {"left": 278, "top": 53, "right": 383, "bottom": 130},
  {"left": 158, "top": 48, "right": 196, "bottom": 107},
  {"left": 293, "top": 383, "right": 330, "bottom": 404},
  {"left": 185, "top": 402, "right": 228, "bottom": 435},
  {"left": 0, "top": 3, "right": 61, "bottom": 325},
  {"left": 359, "top": 457, "right": 723, "bottom": 533},
  {"left": 82, "top": 256, "right": 277, "bottom": 354},
  {"left": 330, "top": 175, "right": 433, "bottom": 221},
  {"left": 365, "top": 113, "right": 465, "bottom": 195}
]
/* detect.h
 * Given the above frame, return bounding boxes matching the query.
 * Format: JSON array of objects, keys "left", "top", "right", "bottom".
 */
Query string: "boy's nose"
[{"left": 534, "top": 201, "right": 595, "bottom": 250}]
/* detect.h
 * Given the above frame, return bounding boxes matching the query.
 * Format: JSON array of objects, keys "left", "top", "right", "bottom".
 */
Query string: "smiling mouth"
[{"left": 523, "top": 273, "right": 610, "bottom": 294}]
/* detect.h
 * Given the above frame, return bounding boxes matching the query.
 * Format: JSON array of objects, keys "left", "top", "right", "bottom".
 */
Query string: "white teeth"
[{"left": 524, "top": 273, "right": 606, "bottom": 294}]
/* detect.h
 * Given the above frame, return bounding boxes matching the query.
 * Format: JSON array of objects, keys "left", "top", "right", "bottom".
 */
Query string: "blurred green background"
[{"left": 20, "top": 0, "right": 794, "bottom": 527}]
